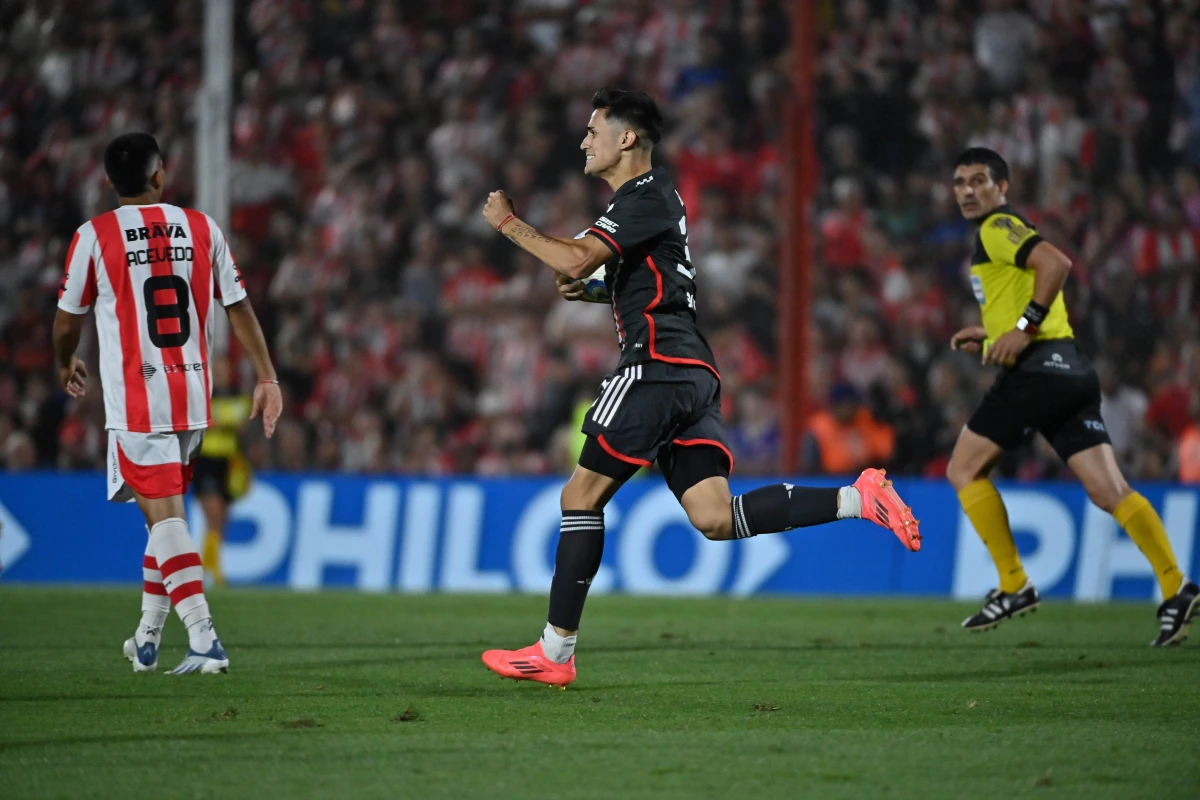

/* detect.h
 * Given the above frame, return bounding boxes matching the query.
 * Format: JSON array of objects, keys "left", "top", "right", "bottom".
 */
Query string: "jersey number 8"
[{"left": 143, "top": 275, "right": 191, "bottom": 348}]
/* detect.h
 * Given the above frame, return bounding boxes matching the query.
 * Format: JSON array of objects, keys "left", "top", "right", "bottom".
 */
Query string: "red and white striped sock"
[
  {"left": 138, "top": 535, "right": 170, "bottom": 646},
  {"left": 150, "top": 518, "right": 218, "bottom": 653}
]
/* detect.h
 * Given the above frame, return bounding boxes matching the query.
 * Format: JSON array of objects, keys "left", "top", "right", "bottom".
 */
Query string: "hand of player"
[
  {"left": 250, "top": 381, "right": 283, "bottom": 438},
  {"left": 482, "top": 190, "right": 515, "bottom": 229},
  {"left": 555, "top": 272, "right": 587, "bottom": 301},
  {"left": 58, "top": 356, "right": 87, "bottom": 398},
  {"left": 949, "top": 326, "right": 987, "bottom": 355},
  {"left": 983, "top": 329, "right": 1032, "bottom": 368}
]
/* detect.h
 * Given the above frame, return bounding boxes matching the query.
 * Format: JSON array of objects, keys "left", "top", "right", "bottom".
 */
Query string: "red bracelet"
[{"left": 496, "top": 214, "right": 515, "bottom": 233}]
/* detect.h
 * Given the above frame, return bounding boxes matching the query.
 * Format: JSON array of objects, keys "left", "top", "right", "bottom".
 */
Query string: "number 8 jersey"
[{"left": 57, "top": 203, "right": 248, "bottom": 433}]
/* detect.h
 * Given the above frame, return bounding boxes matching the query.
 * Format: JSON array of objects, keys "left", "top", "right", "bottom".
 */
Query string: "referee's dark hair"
[
  {"left": 592, "top": 88, "right": 663, "bottom": 148},
  {"left": 954, "top": 147, "right": 1009, "bottom": 185},
  {"left": 104, "top": 133, "right": 162, "bottom": 197}
]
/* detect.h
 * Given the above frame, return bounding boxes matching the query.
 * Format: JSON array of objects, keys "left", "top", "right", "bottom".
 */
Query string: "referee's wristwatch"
[{"left": 1016, "top": 301, "right": 1048, "bottom": 336}]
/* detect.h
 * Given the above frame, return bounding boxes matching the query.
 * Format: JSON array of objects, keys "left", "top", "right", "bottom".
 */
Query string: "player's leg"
[
  {"left": 949, "top": 384, "right": 1040, "bottom": 630},
  {"left": 196, "top": 472, "right": 229, "bottom": 586},
  {"left": 661, "top": 405, "right": 919, "bottom": 548},
  {"left": 112, "top": 430, "right": 228, "bottom": 673},
  {"left": 481, "top": 453, "right": 629, "bottom": 687},
  {"left": 124, "top": 522, "right": 170, "bottom": 672},
  {"left": 1058, "top": 432, "right": 1197, "bottom": 645}
]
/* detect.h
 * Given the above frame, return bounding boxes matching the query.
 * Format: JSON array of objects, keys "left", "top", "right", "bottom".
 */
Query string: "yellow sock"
[
  {"left": 1113, "top": 493, "right": 1183, "bottom": 598},
  {"left": 202, "top": 529, "right": 224, "bottom": 584},
  {"left": 958, "top": 479, "right": 1027, "bottom": 594}
]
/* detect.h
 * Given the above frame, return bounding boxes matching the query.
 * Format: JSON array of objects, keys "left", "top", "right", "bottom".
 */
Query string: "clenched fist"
[{"left": 482, "top": 190, "right": 516, "bottom": 230}]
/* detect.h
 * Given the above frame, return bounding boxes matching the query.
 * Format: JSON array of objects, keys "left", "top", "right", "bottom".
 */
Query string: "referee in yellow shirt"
[
  {"left": 946, "top": 147, "right": 1196, "bottom": 645},
  {"left": 192, "top": 356, "right": 252, "bottom": 586}
]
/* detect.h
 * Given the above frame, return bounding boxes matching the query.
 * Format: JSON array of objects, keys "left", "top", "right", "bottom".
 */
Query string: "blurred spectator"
[{"left": 801, "top": 383, "right": 895, "bottom": 476}]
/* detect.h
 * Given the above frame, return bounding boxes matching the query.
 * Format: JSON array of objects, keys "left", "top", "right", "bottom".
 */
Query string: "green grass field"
[{"left": 1, "top": 589, "right": 1197, "bottom": 800}]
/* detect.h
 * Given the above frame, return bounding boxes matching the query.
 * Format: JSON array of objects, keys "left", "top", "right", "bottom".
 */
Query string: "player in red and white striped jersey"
[{"left": 52, "top": 133, "right": 283, "bottom": 675}]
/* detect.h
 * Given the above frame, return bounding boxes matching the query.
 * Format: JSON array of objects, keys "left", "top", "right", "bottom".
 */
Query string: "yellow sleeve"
[{"left": 979, "top": 214, "right": 1044, "bottom": 267}]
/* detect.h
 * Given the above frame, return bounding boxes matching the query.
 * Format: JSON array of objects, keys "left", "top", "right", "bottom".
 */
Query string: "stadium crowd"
[{"left": 2, "top": 0, "right": 1200, "bottom": 482}]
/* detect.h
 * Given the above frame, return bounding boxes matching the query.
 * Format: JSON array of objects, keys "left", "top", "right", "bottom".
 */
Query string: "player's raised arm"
[{"left": 482, "top": 190, "right": 610, "bottom": 279}]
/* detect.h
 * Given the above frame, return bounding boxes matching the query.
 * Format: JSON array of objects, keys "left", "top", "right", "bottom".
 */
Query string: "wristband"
[
  {"left": 258, "top": 380, "right": 279, "bottom": 385},
  {"left": 1021, "top": 301, "right": 1049, "bottom": 326},
  {"left": 496, "top": 214, "right": 515, "bottom": 233},
  {"left": 1015, "top": 316, "right": 1039, "bottom": 335}
]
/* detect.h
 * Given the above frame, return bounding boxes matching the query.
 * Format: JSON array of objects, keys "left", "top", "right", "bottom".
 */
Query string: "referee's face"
[
  {"left": 582, "top": 110, "right": 620, "bottom": 177},
  {"left": 953, "top": 164, "right": 1006, "bottom": 220}
]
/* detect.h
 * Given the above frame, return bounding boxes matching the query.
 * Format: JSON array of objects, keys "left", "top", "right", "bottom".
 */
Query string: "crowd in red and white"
[{"left": 2, "top": 0, "right": 1200, "bottom": 482}]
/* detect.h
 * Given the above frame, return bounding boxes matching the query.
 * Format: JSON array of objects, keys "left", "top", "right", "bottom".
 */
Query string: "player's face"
[
  {"left": 581, "top": 110, "right": 621, "bottom": 177},
  {"left": 953, "top": 164, "right": 1006, "bottom": 220}
]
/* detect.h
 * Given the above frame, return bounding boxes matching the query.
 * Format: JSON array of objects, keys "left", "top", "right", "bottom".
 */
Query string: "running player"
[
  {"left": 478, "top": 89, "right": 921, "bottom": 688},
  {"left": 947, "top": 147, "right": 1197, "bottom": 645},
  {"left": 52, "top": 133, "right": 282, "bottom": 673}
]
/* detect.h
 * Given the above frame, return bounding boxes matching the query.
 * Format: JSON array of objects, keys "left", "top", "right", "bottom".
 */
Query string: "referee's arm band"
[{"left": 1014, "top": 234, "right": 1044, "bottom": 268}]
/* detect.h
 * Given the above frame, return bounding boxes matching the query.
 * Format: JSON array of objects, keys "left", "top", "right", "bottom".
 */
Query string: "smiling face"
[
  {"left": 581, "top": 109, "right": 626, "bottom": 177},
  {"left": 953, "top": 163, "right": 1007, "bottom": 220}
]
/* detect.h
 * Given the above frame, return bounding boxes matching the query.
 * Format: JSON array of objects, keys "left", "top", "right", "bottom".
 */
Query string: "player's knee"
[
  {"left": 945, "top": 458, "right": 978, "bottom": 492},
  {"left": 687, "top": 504, "right": 734, "bottom": 541},
  {"left": 1086, "top": 478, "right": 1132, "bottom": 514}
]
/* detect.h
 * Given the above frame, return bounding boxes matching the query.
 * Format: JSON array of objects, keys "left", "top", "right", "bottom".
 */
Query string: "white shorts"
[{"left": 107, "top": 430, "right": 205, "bottom": 503}]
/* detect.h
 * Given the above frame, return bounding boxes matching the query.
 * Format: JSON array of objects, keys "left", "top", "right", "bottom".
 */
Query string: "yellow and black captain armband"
[{"left": 982, "top": 214, "right": 1043, "bottom": 267}]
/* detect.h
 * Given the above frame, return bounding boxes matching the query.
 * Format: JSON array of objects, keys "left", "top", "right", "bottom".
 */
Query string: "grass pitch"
[{"left": 0, "top": 588, "right": 1196, "bottom": 800}]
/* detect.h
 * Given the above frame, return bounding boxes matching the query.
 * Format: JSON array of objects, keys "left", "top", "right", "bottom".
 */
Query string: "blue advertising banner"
[{"left": 1, "top": 473, "right": 1196, "bottom": 601}]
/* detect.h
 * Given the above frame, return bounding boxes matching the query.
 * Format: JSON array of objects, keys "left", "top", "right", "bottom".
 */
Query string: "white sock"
[
  {"left": 138, "top": 536, "right": 170, "bottom": 646},
  {"left": 836, "top": 486, "right": 862, "bottom": 520},
  {"left": 150, "top": 517, "right": 219, "bottom": 653},
  {"left": 539, "top": 622, "right": 576, "bottom": 664}
]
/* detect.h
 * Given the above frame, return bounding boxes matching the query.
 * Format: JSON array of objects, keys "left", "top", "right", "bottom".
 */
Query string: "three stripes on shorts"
[{"left": 591, "top": 365, "right": 642, "bottom": 428}]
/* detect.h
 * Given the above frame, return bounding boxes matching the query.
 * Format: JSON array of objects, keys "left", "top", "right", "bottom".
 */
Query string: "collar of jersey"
[
  {"left": 614, "top": 166, "right": 664, "bottom": 196},
  {"left": 973, "top": 203, "right": 1015, "bottom": 226}
]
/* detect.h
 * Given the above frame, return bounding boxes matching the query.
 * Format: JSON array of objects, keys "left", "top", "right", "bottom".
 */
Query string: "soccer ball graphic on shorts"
[{"left": 581, "top": 264, "right": 610, "bottom": 302}]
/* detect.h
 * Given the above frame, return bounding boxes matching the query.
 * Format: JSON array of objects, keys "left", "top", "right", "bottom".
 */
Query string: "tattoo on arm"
[{"left": 503, "top": 220, "right": 558, "bottom": 245}]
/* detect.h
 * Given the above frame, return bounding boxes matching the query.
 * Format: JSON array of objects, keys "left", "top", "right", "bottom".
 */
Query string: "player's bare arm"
[
  {"left": 983, "top": 241, "right": 1072, "bottom": 367},
  {"left": 52, "top": 308, "right": 89, "bottom": 398},
  {"left": 225, "top": 297, "right": 282, "bottom": 438},
  {"left": 481, "top": 190, "right": 609, "bottom": 279}
]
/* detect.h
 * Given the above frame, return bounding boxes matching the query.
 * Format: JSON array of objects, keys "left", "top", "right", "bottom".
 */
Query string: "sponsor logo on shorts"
[
  {"left": 1084, "top": 420, "right": 1107, "bottom": 432},
  {"left": 1043, "top": 352, "right": 1070, "bottom": 370}
]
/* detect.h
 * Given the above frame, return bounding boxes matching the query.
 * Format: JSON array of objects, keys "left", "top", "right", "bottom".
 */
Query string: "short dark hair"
[
  {"left": 954, "top": 147, "right": 1009, "bottom": 184},
  {"left": 104, "top": 133, "right": 161, "bottom": 197},
  {"left": 592, "top": 88, "right": 663, "bottom": 147}
]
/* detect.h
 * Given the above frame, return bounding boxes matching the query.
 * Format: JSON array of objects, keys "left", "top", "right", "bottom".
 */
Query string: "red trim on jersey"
[
  {"left": 140, "top": 207, "right": 189, "bottom": 431},
  {"left": 116, "top": 442, "right": 184, "bottom": 499},
  {"left": 183, "top": 209, "right": 214, "bottom": 425},
  {"left": 80, "top": 255, "right": 97, "bottom": 307},
  {"left": 94, "top": 212, "right": 152, "bottom": 431},
  {"left": 587, "top": 227, "right": 622, "bottom": 255},
  {"left": 672, "top": 437, "right": 735, "bottom": 475},
  {"left": 143, "top": 555, "right": 159, "bottom": 570},
  {"left": 160, "top": 552, "right": 202, "bottom": 577},
  {"left": 597, "top": 434, "right": 652, "bottom": 466},
  {"left": 143, "top": 580, "right": 168, "bottom": 596},
  {"left": 643, "top": 256, "right": 721, "bottom": 380}
]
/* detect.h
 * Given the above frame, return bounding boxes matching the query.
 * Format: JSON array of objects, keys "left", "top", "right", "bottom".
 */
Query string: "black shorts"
[
  {"left": 967, "top": 339, "right": 1112, "bottom": 461},
  {"left": 579, "top": 361, "right": 732, "bottom": 500},
  {"left": 191, "top": 456, "right": 232, "bottom": 502}
]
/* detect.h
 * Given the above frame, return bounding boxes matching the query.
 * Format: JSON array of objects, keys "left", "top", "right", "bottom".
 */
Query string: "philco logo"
[{"left": 141, "top": 362, "right": 157, "bottom": 382}]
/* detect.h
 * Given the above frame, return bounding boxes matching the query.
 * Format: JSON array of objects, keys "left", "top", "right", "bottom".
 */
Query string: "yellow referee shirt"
[{"left": 969, "top": 205, "right": 1073, "bottom": 350}]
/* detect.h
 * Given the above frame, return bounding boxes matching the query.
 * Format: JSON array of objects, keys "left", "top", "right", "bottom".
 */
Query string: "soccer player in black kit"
[{"left": 480, "top": 89, "right": 920, "bottom": 687}]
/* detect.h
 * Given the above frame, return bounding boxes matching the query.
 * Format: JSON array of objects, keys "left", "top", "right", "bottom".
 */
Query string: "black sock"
[
  {"left": 547, "top": 511, "right": 605, "bottom": 631},
  {"left": 731, "top": 485, "right": 839, "bottom": 538}
]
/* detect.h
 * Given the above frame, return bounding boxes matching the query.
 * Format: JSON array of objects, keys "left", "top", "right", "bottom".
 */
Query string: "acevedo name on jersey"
[{"left": 58, "top": 203, "right": 247, "bottom": 434}]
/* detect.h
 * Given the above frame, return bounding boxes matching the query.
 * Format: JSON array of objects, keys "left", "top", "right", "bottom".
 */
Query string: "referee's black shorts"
[
  {"left": 191, "top": 455, "right": 232, "bottom": 502},
  {"left": 967, "top": 339, "right": 1112, "bottom": 461},
  {"left": 579, "top": 361, "right": 733, "bottom": 500}
]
